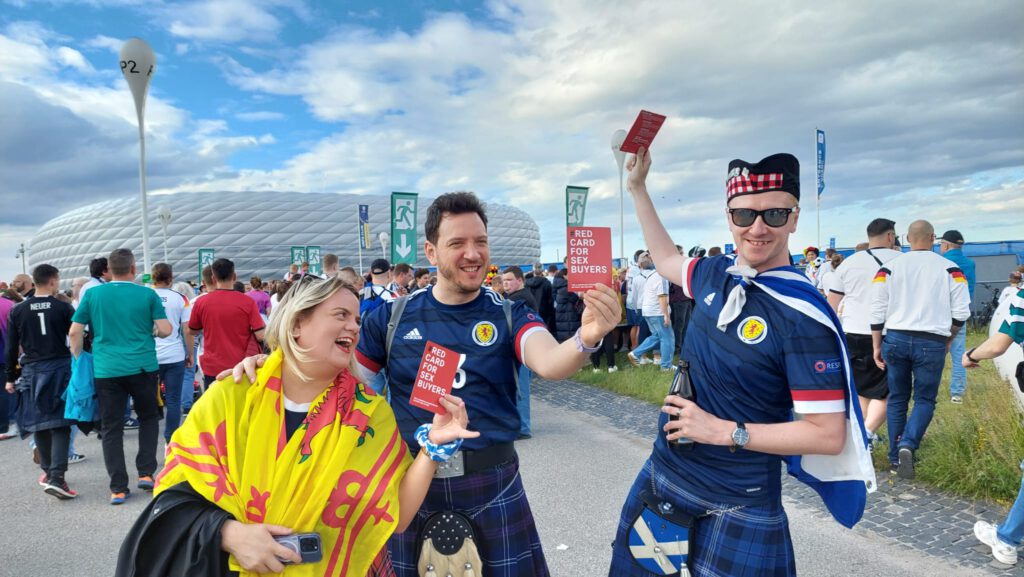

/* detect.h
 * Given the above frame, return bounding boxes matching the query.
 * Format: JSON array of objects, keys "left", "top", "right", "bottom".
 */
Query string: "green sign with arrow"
[{"left": 390, "top": 192, "right": 418, "bottom": 265}]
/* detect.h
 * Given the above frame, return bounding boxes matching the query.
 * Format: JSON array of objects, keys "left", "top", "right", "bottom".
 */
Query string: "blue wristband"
[{"left": 415, "top": 423, "right": 463, "bottom": 462}]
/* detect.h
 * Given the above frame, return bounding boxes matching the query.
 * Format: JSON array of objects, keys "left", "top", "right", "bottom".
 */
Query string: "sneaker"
[
  {"left": 43, "top": 478, "right": 78, "bottom": 500},
  {"left": 897, "top": 447, "right": 915, "bottom": 480},
  {"left": 660, "top": 367, "right": 674, "bottom": 372},
  {"left": 0, "top": 430, "right": 18, "bottom": 441},
  {"left": 608, "top": 366, "right": 618, "bottom": 373},
  {"left": 124, "top": 418, "right": 140, "bottom": 430},
  {"left": 639, "top": 356, "right": 653, "bottom": 365},
  {"left": 110, "top": 490, "right": 130, "bottom": 505},
  {"left": 888, "top": 462, "right": 899, "bottom": 475},
  {"left": 38, "top": 472, "right": 49, "bottom": 487},
  {"left": 138, "top": 475, "right": 155, "bottom": 491},
  {"left": 68, "top": 453, "right": 86, "bottom": 465},
  {"left": 627, "top": 352, "right": 641, "bottom": 367},
  {"left": 592, "top": 367, "right": 602, "bottom": 374},
  {"left": 951, "top": 395, "right": 963, "bottom": 405},
  {"left": 517, "top": 433, "right": 532, "bottom": 440},
  {"left": 974, "top": 521, "right": 1018, "bottom": 565},
  {"left": 32, "top": 446, "right": 40, "bottom": 465}
]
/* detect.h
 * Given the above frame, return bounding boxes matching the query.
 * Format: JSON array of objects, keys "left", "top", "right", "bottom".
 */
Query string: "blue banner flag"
[
  {"left": 358, "top": 204, "right": 370, "bottom": 250},
  {"left": 816, "top": 129, "right": 826, "bottom": 196}
]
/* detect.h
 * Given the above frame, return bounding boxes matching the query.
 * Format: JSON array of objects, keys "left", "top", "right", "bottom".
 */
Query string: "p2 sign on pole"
[
  {"left": 198, "top": 248, "right": 215, "bottom": 281},
  {"left": 306, "top": 246, "right": 322, "bottom": 276},
  {"left": 391, "top": 192, "right": 418, "bottom": 265},
  {"left": 290, "top": 246, "right": 306, "bottom": 266},
  {"left": 566, "top": 186, "right": 589, "bottom": 227}
]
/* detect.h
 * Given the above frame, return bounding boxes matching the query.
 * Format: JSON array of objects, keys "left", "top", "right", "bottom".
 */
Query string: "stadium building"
[{"left": 29, "top": 191, "right": 541, "bottom": 285}]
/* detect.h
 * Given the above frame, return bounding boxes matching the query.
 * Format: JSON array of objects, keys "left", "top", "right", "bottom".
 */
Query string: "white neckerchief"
[{"left": 717, "top": 264, "right": 759, "bottom": 331}]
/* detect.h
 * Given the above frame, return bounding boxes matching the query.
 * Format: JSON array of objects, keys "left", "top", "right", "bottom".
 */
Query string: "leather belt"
[{"left": 433, "top": 442, "right": 517, "bottom": 479}]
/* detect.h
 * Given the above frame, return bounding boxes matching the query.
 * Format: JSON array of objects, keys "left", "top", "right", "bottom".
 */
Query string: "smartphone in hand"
[{"left": 274, "top": 532, "right": 323, "bottom": 565}]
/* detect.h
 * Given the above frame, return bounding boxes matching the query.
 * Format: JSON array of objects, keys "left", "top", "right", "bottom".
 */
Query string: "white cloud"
[
  {"left": 235, "top": 110, "right": 284, "bottom": 121},
  {"left": 165, "top": 0, "right": 307, "bottom": 43}
]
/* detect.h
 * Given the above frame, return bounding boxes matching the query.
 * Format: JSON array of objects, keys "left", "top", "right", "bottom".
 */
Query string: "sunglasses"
[{"left": 728, "top": 207, "right": 795, "bottom": 228}]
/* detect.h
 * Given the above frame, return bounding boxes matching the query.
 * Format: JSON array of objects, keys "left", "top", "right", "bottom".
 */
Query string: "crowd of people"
[{"left": 1, "top": 151, "right": 1022, "bottom": 575}]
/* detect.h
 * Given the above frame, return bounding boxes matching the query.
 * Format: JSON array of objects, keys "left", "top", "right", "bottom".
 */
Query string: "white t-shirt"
[
  {"left": 627, "top": 268, "right": 653, "bottom": 310},
  {"left": 828, "top": 248, "right": 901, "bottom": 335},
  {"left": 153, "top": 287, "right": 192, "bottom": 364},
  {"left": 640, "top": 272, "right": 670, "bottom": 317}
]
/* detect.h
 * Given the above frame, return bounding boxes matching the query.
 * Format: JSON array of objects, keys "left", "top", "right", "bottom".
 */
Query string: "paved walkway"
[{"left": 0, "top": 378, "right": 1017, "bottom": 576}]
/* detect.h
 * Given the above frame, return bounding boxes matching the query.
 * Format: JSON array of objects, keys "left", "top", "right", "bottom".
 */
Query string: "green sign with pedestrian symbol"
[
  {"left": 306, "top": 246, "right": 322, "bottom": 276},
  {"left": 290, "top": 246, "right": 306, "bottom": 267},
  {"left": 390, "top": 192, "right": 418, "bottom": 265},
  {"left": 198, "top": 248, "right": 215, "bottom": 282},
  {"left": 566, "top": 186, "right": 589, "bottom": 227}
]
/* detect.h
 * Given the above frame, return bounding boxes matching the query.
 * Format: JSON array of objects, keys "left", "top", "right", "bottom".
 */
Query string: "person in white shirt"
[
  {"left": 826, "top": 218, "right": 901, "bottom": 443},
  {"left": 999, "top": 270, "right": 1023, "bottom": 304},
  {"left": 625, "top": 250, "right": 653, "bottom": 355},
  {"left": 152, "top": 263, "right": 194, "bottom": 443},
  {"left": 870, "top": 219, "right": 971, "bottom": 480},
  {"left": 627, "top": 255, "right": 673, "bottom": 370},
  {"left": 79, "top": 257, "right": 110, "bottom": 302}
]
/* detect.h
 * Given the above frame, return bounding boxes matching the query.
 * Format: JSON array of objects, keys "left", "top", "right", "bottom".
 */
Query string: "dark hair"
[
  {"left": 89, "top": 257, "right": 108, "bottom": 278},
  {"left": 233, "top": 281, "right": 245, "bottom": 293},
  {"left": 2, "top": 288, "right": 24, "bottom": 302},
  {"left": 108, "top": 248, "right": 135, "bottom": 276},
  {"left": 276, "top": 281, "right": 292, "bottom": 298},
  {"left": 394, "top": 263, "right": 412, "bottom": 276},
  {"left": 201, "top": 265, "right": 214, "bottom": 286},
  {"left": 32, "top": 263, "right": 59, "bottom": 286},
  {"left": 502, "top": 266, "right": 524, "bottom": 281},
  {"left": 152, "top": 263, "right": 173, "bottom": 284},
  {"left": 211, "top": 258, "right": 235, "bottom": 282},
  {"left": 322, "top": 253, "right": 339, "bottom": 269},
  {"left": 634, "top": 249, "right": 646, "bottom": 259},
  {"left": 547, "top": 264, "right": 558, "bottom": 274},
  {"left": 866, "top": 218, "right": 896, "bottom": 237},
  {"left": 250, "top": 276, "right": 263, "bottom": 290},
  {"left": 425, "top": 192, "right": 488, "bottom": 244},
  {"left": 414, "top": 267, "right": 430, "bottom": 280}
]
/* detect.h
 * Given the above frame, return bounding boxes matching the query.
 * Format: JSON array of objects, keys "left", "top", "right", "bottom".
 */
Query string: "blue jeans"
[
  {"left": 998, "top": 459, "right": 1024, "bottom": 546},
  {"left": 182, "top": 341, "right": 198, "bottom": 412},
  {"left": 158, "top": 361, "right": 187, "bottom": 442},
  {"left": 883, "top": 331, "right": 946, "bottom": 464},
  {"left": 948, "top": 330, "right": 967, "bottom": 396},
  {"left": 633, "top": 316, "right": 675, "bottom": 369},
  {"left": 517, "top": 365, "right": 532, "bottom": 436}
]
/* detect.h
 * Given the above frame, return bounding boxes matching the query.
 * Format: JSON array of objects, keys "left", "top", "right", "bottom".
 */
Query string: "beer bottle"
[{"left": 667, "top": 360, "right": 695, "bottom": 449}]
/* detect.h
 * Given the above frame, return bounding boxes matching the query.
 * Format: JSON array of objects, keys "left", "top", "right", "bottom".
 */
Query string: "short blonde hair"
[{"left": 265, "top": 276, "right": 361, "bottom": 383}]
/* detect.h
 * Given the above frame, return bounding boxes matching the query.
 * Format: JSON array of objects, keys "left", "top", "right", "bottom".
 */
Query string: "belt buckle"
[{"left": 433, "top": 451, "right": 465, "bottom": 479}]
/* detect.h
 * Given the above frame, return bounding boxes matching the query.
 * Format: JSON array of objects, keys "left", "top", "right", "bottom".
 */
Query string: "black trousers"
[
  {"left": 590, "top": 336, "right": 617, "bottom": 369},
  {"left": 35, "top": 426, "right": 71, "bottom": 480},
  {"left": 95, "top": 371, "right": 160, "bottom": 493},
  {"left": 672, "top": 300, "right": 694, "bottom": 354}
]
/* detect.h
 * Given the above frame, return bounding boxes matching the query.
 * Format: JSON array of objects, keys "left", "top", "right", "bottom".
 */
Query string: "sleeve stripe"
[
  {"left": 355, "top": 349, "right": 382, "bottom": 374},
  {"left": 791, "top": 389, "right": 846, "bottom": 401},
  {"left": 794, "top": 399, "right": 847, "bottom": 414},
  {"left": 828, "top": 289, "right": 845, "bottom": 296},
  {"left": 680, "top": 257, "right": 698, "bottom": 298},
  {"left": 515, "top": 323, "right": 548, "bottom": 363}
]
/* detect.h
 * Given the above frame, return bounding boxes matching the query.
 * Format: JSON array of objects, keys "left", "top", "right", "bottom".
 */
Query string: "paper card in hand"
[
  {"left": 619, "top": 110, "right": 667, "bottom": 153},
  {"left": 409, "top": 341, "right": 460, "bottom": 415},
  {"left": 567, "top": 226, "right": 613, "bottom": 292}
]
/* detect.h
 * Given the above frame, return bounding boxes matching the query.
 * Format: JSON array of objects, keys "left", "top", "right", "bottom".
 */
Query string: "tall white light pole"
[
  {"left": 158, "top": 205, "right": 172, "bottom": 264},
  {"left": 378, "top": 232, "right": 389, "bottom": 260},
  {"left": 120, "top": 38, "right": 156, "bottom": 278},
  {"left": 611, "top": 129, "right": 627, "bottom": 264}
]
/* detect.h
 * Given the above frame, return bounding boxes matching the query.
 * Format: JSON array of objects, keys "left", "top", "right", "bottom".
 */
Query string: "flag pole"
[
  {"left": 815, "top": 127, "right": 821, "bottom": 247},
  {"left": 357, "top": 208, "right": 364, "bottom": 275}
]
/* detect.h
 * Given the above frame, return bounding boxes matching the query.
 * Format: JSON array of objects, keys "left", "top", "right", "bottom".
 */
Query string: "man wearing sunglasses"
[{"left": 609, "top": 148, "right": 874, "bottom": 576}]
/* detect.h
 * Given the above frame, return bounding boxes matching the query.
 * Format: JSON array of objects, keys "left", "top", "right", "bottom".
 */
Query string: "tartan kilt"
[
  {"left": 609, "top": 458, "right": 795, "bottom": 577},
  {"left": 389, "top": 455, "right": 549, "bottom": 577}
]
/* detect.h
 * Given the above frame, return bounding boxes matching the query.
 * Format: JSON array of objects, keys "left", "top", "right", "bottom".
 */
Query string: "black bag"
[
  {"left": 1015, "top": 361, "right": 1024, "bottom": 394},
  {"left": 417, "top": 511, "right": 482, "bottom": 577}
]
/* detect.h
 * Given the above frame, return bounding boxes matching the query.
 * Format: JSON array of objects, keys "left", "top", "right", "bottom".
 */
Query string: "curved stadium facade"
[{"left": 29, "top": 191, "right": 541, "bottom": 285}]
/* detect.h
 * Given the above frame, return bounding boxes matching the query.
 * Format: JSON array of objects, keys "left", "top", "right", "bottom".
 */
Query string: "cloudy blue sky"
[{"left": 1, "top": 0, "right": 1022, "bottom": 281}]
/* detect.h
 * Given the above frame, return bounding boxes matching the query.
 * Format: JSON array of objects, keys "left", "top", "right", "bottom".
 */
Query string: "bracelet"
[
  {"left": 966, "top": 347, "right": 980, "bottom": 363},
  {"left": 415, "top": 423, "right": 463, "bottom": 462},
  {"left": 574, "top": 328, "right": 602, "bottom": 353}
]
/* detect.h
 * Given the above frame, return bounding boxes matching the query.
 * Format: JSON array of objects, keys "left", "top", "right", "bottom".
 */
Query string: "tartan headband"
[{"left": 726, "top": 153, "right": 800, "bottom": 201}]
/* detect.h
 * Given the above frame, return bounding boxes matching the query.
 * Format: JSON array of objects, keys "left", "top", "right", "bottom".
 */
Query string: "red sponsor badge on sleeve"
[
  {"left": 619, "top": 110, "right": 667, "bottom": 153},
  {"left": 567, "top": 226, "right": 613, "bottom": 292},
  {"left": 409, "top": 341, "right": 460, "bottom": 415}
]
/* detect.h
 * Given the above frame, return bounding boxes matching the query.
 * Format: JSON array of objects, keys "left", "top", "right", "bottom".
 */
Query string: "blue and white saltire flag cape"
[{"left": 718, "top": 263, "right": 877, "bottom": 529}]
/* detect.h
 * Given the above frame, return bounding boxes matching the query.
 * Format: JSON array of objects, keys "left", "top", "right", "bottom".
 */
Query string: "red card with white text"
[
  {"left": 619, "top": 110, "right": 667, "bottom": 153},
  {"left": 409, "top": 341, "right": 459, "bottom": 415},
  {"left": 567, "top": 226, "right": 613, "bottom": 292}
]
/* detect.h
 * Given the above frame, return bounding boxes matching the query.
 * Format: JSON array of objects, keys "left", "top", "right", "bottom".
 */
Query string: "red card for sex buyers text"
[
  {"left": 619, "top": 110, "right": 667, "bottom": 153},
  {"left": 567, "top": 226, "right": 613, "bottom": 292},
  {"left": 409, "top": 341, "right": 459, "bottom": 415}
]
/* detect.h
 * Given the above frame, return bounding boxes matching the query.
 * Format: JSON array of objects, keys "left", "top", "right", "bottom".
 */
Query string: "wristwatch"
[{"left": 730, "top": 422, "right": 749, "bottom": 453}]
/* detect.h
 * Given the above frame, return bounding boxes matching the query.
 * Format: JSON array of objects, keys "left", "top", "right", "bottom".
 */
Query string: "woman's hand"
[
  {"left": 428, "top": 395, "right": 481, "bottom": 445},
  {"left": 626, "top": 146, "right": 652, "bottom": 194},
  {"left": 220, "top": 354, "right": 269, "bottom": 383},
  {"left": 220, "top": 520, "right": 301, "bottom": 573},
  {"left": 661, "top": 395, "right": 731, "bottom": 446}
]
